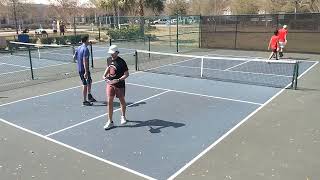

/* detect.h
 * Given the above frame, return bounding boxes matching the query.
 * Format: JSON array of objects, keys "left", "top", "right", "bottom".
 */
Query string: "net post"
[
  {"left": 27, "top": 46, "right": 34, "bottom": 80},
  {"left": 9, "top": 42, "right": 13, "bottom": 55},
  {"left": 135, "top": 50, "right": 138, "bottom": 71},
  {"left": 290, "top": 62, "right": 296, "bottom": 89},
  {"left": 90, "top": 41, "right": 94, "bottom": 68},
  {"left": 200, "top": 57, "right": 204, "bottom": 78},
  {"left": 72, "top": 45, "right": 76, "bottom": 63}
]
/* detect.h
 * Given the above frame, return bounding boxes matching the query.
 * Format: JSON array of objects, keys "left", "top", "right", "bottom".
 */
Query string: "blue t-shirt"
[{"left": 75, "top": 44, "right": 90, "bottom": 72}]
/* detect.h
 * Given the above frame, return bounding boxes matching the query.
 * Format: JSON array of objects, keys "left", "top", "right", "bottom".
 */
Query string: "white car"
[
  {"left": 153, "top": 18, "right": 169, "bottom": 24},
  {"left": 170, "top": 19, "right": 177, "bottom": 24},
  {"left": 35, "top": 28, "right": 47, "bottom": 34}
]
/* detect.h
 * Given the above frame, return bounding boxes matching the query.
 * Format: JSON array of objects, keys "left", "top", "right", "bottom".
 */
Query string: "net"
[
  {"left": 135, "top": 50, "right": 299, "bottom": 89},
  {"left": 8, "top": 41, "right": 76, "bottom": 63}
]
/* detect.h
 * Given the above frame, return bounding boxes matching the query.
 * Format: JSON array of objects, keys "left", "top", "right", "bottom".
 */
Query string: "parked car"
[
  {"left": 152, "top": 18, "right": 169, "bottom": 24},
  {"left": 171, "top": 19, "right": 177, "bottom": 24},
  {"left": 35, "top": 28, "right": 47, "bottom": 34}
]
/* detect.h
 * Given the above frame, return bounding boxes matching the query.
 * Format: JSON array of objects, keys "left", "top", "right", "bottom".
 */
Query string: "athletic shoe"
[
  {"left": 120, "top": 116, "right": 127, "bottom": 125},
  {"left": 88, "top": 94, "right": 97, "bottom": 102},
  {"left": 104, "top": 121, "right": 114, "bottom": 130},
  {"left": 83, "top": 101, "right": 93, "bottom": 106},
  {"left": 279, "top": 52, "right": 284, "bottom": 57}
]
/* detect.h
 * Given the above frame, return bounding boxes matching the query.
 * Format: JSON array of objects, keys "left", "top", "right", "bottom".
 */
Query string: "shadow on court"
[
  {"left": 92, "top": 101, "right": 147, "bottom": 107},
  {"left": 296, "top": 87, "right": 320, "bottom": 92},
  {"left": 107, "top": 119, "right": 185, "bottom": 133}
]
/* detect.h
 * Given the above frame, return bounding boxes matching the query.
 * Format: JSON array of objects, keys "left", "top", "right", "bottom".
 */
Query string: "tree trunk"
[
  {"left": 138, "top": 0, "right": 144, "bottom": 37},
  {"left": 13, "top": 1, "right": 18, "bottom": 34},
  {"left": 113, "top": 2, "right": 117, "bottom": 29}
]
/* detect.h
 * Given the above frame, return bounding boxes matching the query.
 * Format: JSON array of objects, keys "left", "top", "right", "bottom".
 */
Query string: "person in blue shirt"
[{"left": 74, "top": 36, "right": 96, "bottom": 106}]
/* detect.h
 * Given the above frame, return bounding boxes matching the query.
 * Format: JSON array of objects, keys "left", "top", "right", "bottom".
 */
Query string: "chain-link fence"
[
  {"left": 72, "top": 15, "right": 201, "bottom": 52},
  {"left": 1, "top": 13, "right": 319, "bottom": 92},
  {"left": 200, "top": 13, "right": 320, "bottom": 53}
]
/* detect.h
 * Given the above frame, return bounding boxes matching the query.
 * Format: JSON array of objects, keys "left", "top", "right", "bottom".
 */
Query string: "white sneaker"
[
  {"left": 104, "top": 121, "right": 114, "bottom": 130},
  {"left": 120, "top": 116, "right": 127, "bottom": 125}
]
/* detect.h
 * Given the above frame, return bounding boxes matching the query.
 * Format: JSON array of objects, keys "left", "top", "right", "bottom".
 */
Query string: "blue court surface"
[{"left": 0, "top": 56, "right": 317, "bottom": 180}]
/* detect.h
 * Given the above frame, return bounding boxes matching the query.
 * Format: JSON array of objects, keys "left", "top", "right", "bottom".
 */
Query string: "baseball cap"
[{"left": 108, "top": 45, "right": 119, "bottom": 54}]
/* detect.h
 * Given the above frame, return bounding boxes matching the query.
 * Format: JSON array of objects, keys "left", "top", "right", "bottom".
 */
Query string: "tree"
[
  {"left": 95, "top": 0, "right": 164, "bottom": 35},
  {"left": 1, "top": 0, "right": 30, "bottom": 34},
  {"left": 49, "top": 0, "right": 80, "bottom": 23},
  {"left": 145, "top": 0, "right": 164, "bottom": 15},
  {"left": 165, "top": 0, "right": 189, "bottom": 15},
  {"left": 309, "top": 0, "right": 320, "bottom": 12},
  {"left": 189, "top": 0, "right": 230, "bottom": 15},
  {"left": 230, "top": 0, "right": 260, "bottom": 14}
]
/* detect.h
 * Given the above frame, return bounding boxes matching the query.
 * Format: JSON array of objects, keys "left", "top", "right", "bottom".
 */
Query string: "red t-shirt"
[
  {"left": 278, "top": 28, "right": 288, "bottom": 42},
  {"left": 270, "top": 35, "right": 279, "bottom": 49}
]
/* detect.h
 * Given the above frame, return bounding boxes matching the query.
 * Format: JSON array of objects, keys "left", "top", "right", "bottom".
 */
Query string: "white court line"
[
  {"left": 0, "top": 59, "right": 317, "bottom": 180},
  {"left": 0, "top": 70, "right": 145, "bottom": 107},
  {"left": 0, "top": 62, "right": 29, "bottom": 68},
  {"left": 0, "top": 80, "right": 103, "bottom": 107},
  {"left": 0, "top": 79, "right": 32, "bottom": 86},
  {"left": 297, "top": 61, "right": 319, "bottom": 79},
  {"left": 206, "top": 53, "right": 317, "bottom": 63},
  {"left": 94, "top": 52, "right": 134, "bottom": 59},
  {"left": 225, "top": 60, "right": 251, "bottom": 70},
  {"left": 168, "top": 64, "right": 292, "bottom": 78},
  {"left": 167, "top": 61, "right": 319, "bottom": 180},
  {"left": 142, "top": 57, "right": 199, "bottom": 72},
  {"left": 38, "top": 52, "right": 73, "bottom": 57},
  {"left": 0, "top": 62, "right": 71, "bottom": 76},
  {"left": 126, "top": 82, "right": 262, "bottom": 106},
  {"left": 46, "top": 90, "right": 170, "bottom": 137},
  {"left": 0, "top": 118, "right": 156, "bottom": 180},
  {"left": 207, "top": 53, "right": 264, "bottom": 59},
  {"left": 0, "top": 55, "right": 12, "bottom": 59},
  {"left": 94, "top": 46, "right": 136, "bottom": 52}
]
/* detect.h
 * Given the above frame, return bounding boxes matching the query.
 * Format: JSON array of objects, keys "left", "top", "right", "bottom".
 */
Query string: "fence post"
[
  {"left": 199, "top": 14, "right": 202, "bottom": 48},
  {"left": 73, "top": 17, "right": 76, "bottom": 37},
  {"left": 148, "top": 35, "right": 151, "bottom": 55},
  {"left": 176, "top": 14, "right": 179, "bottom": 52},
  {"left": 234, "top": 15, "right": 238, "bottom": 49},
  {"left": 90, "top": 42, "right": 94, "bottom": 68},
  {"left": 98, "top": 17, "right": 101, "bottom": 42},
  {"left": 135, "top": 50, "right": 138, "bottom": 71},
  {"left": 276, "top": 14, "right": 279, "bottom": 29},
  {"left": 169, "top": 16, "right": 172, "bottom": 47}
]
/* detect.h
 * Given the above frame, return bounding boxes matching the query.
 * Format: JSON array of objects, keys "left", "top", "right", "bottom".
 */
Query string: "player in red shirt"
[
  {"left": 268, "top": 30, "right": 279, "bottom": 60},
  {"left": 278, "top": 25, "right": 288, "bottom": 57}
]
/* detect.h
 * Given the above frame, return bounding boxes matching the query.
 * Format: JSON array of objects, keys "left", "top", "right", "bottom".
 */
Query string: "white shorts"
[{"left": 279, "top": 41, "right": 286, "bottom": 48}]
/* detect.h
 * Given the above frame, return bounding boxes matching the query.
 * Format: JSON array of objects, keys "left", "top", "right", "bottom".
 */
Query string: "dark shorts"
[
  {"left": 106, "top": 84, "right": 125, "bottom": 98},
  {"left": 272, "top": 48, "right": 277, "bottom": 53},
  {"left": 79, "top": 71, "right": 92, "bottom": 86}
]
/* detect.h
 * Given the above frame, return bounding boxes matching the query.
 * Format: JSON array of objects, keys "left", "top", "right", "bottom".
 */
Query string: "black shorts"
[{"left": 79, "top": 71, "right": 92, "bottom": 86}]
